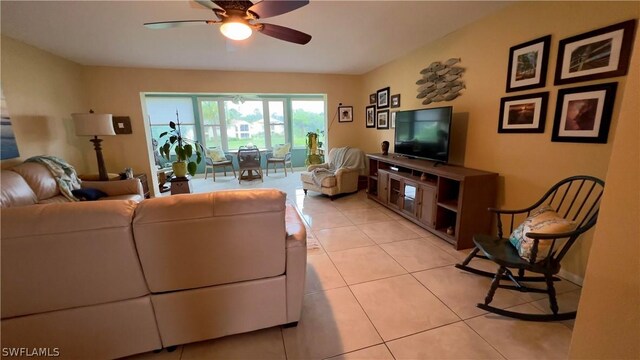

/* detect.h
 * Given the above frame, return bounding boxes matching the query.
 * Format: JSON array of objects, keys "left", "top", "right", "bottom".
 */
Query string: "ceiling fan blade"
[
  {"left": 144, "top": 20, "right": 219, "bottom": 30},
  {"left": 193, "top": 0, "right": 217, "bottom": 10},
  {"left": 248, "top": 0, "right": 308, "bottom": 19},
  {"left": 258, "top": 23, "right": 311, "bottom": 45}
]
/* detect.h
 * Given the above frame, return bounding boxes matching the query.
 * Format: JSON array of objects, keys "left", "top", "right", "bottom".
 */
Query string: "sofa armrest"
[
  {"left": 82, "top": 179, "right": 144, "bottom": 197},
  {"left": 285, "top": 204, "right": 307, "bottom": 248},
  {"left": 285, "top": 204, "right": 306, "bottom": 323},
  {"left": 306, "top": 163, "right": 329, "bottom": 172}
]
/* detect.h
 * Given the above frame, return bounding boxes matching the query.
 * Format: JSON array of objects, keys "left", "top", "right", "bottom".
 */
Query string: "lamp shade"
[{"left": 72, "top": 113, "right": 116, "bottom": 136}]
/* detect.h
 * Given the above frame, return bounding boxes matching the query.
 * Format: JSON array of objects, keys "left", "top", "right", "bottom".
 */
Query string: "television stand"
[
  {"left": 433, "top": 161, "right": 445, "bottom": 167},
  {"left": 366, "top": 153, "right": 498, "bottom": 250}
]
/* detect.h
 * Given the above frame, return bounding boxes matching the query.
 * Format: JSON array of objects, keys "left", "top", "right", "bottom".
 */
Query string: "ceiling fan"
[{"left": 144, "top": 0, "right": 312, "bottom": 45}]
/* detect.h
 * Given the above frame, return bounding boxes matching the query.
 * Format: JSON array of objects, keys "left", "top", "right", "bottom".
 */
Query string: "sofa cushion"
[
  {"left": 208, "top": 147, "right": 227, "bottom": 162},
  {"left": 133, "top": 189, "right": 287, "bottom": 293},
  {"left": 273, "top": 144, "right": 291, "bottom": 158},
  {"left": 300, "top": 171, "right": 337, "bottom": 188},
  {"left": 0, "top": 171, "right": 37, "bottom": 208},
  {"left": 11, "top": 162, "right": 63, "bottom": 201},
  {"left": 1, "top": 201, "right": 149, "bottom": 318},
  {"left": 72, "top": 188, "right": 108, "bottom": 201}
]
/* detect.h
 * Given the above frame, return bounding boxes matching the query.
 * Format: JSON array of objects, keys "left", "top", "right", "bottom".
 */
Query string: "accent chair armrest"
[{"left": 306, "top": 163, "right": 329, "bottom": 172}]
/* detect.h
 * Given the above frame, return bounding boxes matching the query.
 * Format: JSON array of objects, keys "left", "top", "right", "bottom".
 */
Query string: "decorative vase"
[
  {"left": 446, "top": 226, "right": 455, "bottom": 236},
  {"left": 172, "top": 161, "right": 188, "bottom": 178},
  {"left": 381, "top": 141, "right": 389, "bottom": 155}
]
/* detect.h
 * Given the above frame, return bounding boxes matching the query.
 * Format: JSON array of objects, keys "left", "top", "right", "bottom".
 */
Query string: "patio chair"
[
  {"left": 266, "top": 144, "right": 293, "bottom": 176},
  {"left": 455, "top": 175, "right": 605, "bottom": 321},
  {"left": 237, "top": 146, "right": 263, "bottom": 183}
]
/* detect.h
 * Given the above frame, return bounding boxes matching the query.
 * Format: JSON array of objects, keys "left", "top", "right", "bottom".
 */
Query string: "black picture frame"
[
  {"left": 506, "top": 35, "right": 551, "bottom": 92},
  {"left": 554, "top": 19, "right": 636, "bottom": 85},
  {"left": 338, "top": 106, "right": 353, "bottom": 123},
  {"left": 390, "top": 94, "right": 401, "bottom": 108},
  {"left": 377, "top": 110, "right": 389, "bottom": 129},
  {"left": 376, "top": 87, "right": 390, "bottom": 109},
  {"left": 369, "top": 93, "right": 376, "bottom": 104},
  {"left": 112, "top": 116, "right": 133, "bottom": 134},
  {"left": 551, "top": 82, "right": 617, "bottom": 143},
  {"left": 498, "top": 92, "right": 549, "bottom": 133},
  {"left": 365, "top": 105, "right": 376, "bottom": 128}
]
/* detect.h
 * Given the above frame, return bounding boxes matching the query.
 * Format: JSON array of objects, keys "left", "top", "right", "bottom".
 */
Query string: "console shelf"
[{"left": 367, "top": 153, "right": 498, "bottom": 250}]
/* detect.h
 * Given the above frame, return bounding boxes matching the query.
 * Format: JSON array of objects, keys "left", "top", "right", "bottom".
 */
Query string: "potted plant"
[
  {"left": 305, "top": 129, "right": 325, "bottom": 165},
  {"left": 158, "top": 112, "right": 202, "bottom": 177}
]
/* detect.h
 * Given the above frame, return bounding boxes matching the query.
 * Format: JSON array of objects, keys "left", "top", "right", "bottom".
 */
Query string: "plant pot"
[{"left": 172, "top": 161, "right": 188, "bottom": 178}]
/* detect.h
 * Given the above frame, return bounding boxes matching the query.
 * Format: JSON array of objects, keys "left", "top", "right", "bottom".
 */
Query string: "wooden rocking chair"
[{"left": 455, "top": 175, "right": 605, "bottom": 321}]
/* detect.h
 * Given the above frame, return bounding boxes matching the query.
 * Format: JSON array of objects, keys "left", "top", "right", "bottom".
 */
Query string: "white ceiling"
[{"left": 1, "top": 1, "right": 508, "bottom": 75}]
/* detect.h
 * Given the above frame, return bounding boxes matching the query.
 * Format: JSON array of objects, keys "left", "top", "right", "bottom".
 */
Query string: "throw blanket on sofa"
[
  {"left": 26, "top": 156, "right": 81, "bottom": 201},
  {"left": 311, "top": 147, "right": 366, "bottom": 186}
]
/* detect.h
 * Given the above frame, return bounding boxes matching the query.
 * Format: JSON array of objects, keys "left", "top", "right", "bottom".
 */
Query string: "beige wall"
[
  {"left": 569, "top": 28, "right": 639, "bottom": 359},
  {"left": 1, "top": 36, "right": 89, "bottom": 171},
  {"left": 82, "top": 66, "right": 361, "bottom": 194},
  {"left": 358, "top": 1, "right": 639, "bottom": 279}
]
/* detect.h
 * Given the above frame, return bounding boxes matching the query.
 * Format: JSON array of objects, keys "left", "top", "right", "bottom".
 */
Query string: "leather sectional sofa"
[
  {"left": 0, "top": 162, "right": 144, "bottom": 207},
  {"left": 0, "top": 187, "right": 307, "bottom": 359}
]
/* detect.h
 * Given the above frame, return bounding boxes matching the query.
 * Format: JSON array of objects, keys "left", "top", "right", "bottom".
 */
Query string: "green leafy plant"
[{"left": 158, "top": 112, "right": 202, "bottom": 176}]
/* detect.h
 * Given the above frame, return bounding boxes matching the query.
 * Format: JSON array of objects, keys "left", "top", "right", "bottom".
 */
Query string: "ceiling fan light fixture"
[{"left": 220, "top": 21, "right": 252, "bottom": 41}]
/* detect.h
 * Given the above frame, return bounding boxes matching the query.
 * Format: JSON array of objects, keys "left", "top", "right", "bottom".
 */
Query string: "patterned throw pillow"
[
  {"left": 273, "top": 144, "right": 291, "bottom": 158},
  {"left": 508, "top": 206, "right": 576, "bottom": 262},
  {"left": 208, "top": 147, "right": 227, "bottom": 162}
]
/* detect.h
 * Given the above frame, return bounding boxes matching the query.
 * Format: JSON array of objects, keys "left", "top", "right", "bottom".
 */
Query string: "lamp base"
[{"left": 90, "top": 136, "right": 109, "bottom": 181}]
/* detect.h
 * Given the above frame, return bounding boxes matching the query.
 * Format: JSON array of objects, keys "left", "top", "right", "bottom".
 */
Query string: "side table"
[
  {"left": 170, "top": 176, "right": 192, "bottom": 195},
  {"left": 133, "top": 173, "right": 151, "bottom": 199}
]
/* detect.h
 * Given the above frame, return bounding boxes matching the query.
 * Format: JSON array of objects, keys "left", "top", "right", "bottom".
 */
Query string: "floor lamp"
[{"left": 72, "top": 111, "right": 115, "bottom": 181}]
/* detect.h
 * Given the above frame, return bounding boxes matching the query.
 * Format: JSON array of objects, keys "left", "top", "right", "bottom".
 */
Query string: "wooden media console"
[{"left": 367, "top": 153, "right": 498, "bottom": 250}]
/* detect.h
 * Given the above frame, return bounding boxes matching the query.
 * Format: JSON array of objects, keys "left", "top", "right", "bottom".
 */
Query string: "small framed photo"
[
  {"left": 506, "top": 35, "right": 551, "bottom": 92},
  {"left": 365, "top": 105, "right": 376, "bottom": 128},
  {"left": 391, "top": 111, "right": 397, "bottom": 128},
  {"left": 551, "top": 82, "right": 617, "bottom": 143},
  {"left": 369, "top": 93, "right": 376, "bottom": 104},
  {"left": 498, "top": 92, "right": 549, "bottom": 133},
  {"left": 338, "top": 106, "right": 353, "bottom": 123},
  {"left": 376, "top": 87, "right": 390, "bottom": 109},
  {"left": 554, "top": 20, "right": 636, "bottom": 85},
  {"left": 390, "top": 94, "right": 401, "bottom": 108},
  {"left": 377, "top": 110, "right": 389, "bottom": 129}
]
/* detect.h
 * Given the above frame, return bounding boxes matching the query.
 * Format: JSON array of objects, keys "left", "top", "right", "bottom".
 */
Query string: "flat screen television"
[{"left": 394, "top": 106, "right": 453, "bottom": 163}]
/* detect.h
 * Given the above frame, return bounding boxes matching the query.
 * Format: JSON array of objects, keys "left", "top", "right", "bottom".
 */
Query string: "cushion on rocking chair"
[{"left": 509, "top": 206, "right": 576, "bottom": 262}]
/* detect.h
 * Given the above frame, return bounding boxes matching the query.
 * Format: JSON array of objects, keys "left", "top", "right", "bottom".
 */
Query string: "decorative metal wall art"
[{"left": 416, "top": 58, "right": 465, "bottom": 105}]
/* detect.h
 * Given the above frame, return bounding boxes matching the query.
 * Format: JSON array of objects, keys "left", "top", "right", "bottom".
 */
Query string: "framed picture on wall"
[
  {"left": 390, "top": 94, "right": 401, "bottom": 108},
  {"left": 376, "top": 87, "right": 390, "bottom": 109},
  {"left": 369, "top": 93, "right": 376, "bottom": 104},
  {"left": 377, "top": 110, "right": 389, "bottom": 129},
  {"left": 554, "top": 19, "right": 636, "bottom": 85},
  {"left": 506, "top": 35, "right": 551, "bottom": 92},
  {"left": 498, "top": 92, "right": 549, "bottom": 133},
  {"left": 366, "top": 105, "right": 376, "bottom": 128},
  {"left": 551, "top": 82, "right": 617, "bottom": 143},
  {"left": 338, "top": 106, "right": 353, "bottom": 122}
]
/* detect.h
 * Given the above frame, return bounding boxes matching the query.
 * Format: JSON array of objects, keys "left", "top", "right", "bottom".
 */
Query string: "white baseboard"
[{"left": 559, "top": 269, "right": 584, "bottom": 286}]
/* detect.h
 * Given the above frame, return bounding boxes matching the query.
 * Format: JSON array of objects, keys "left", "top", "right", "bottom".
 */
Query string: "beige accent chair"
[
  {"left": 0, "top": 189, "right": 306, "bottom": 359},
  {"left": 300, "top": 147, "right": 365, "bottom": 199},
  {"left": 0, "top": 162, "right": 144, "bottom": 207}
]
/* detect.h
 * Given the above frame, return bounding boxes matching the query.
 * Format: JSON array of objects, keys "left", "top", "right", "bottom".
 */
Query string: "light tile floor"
[{"left": 132, "top": 173, "right": 581, "bottom": 359}]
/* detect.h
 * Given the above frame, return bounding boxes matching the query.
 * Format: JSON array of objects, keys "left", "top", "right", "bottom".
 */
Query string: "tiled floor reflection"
[{"left": 130, "top": 174, "right": 580, "bottom": 359}]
